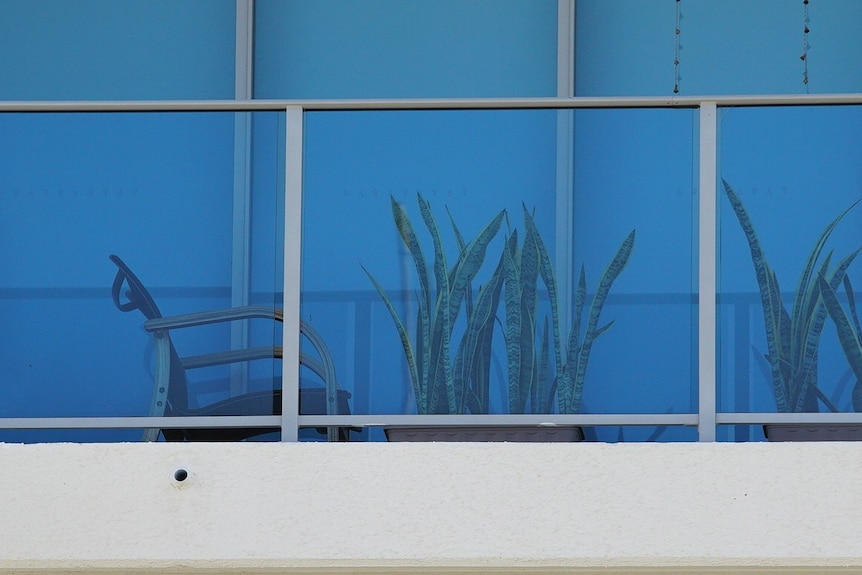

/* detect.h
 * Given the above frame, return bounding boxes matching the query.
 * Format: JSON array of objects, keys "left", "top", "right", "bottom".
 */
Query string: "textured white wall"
[{"left": 2, "top": 442, "right": 862, "bottom": 573}]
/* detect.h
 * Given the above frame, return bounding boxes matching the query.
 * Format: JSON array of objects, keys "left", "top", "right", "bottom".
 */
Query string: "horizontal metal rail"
[
  {"left": 1, "top": 288, "right": 838, "bottom": 307},
  {"left": 299, "top": 414, "right": 699, "bottom": 427},
  {"left": 9, "top": 413, "right": 862, "bottom": 430},
  {"left": 717, "top": 413, "right": 862, "bottom": 425},
  {"left": 0, "top": 93, "right": 861, "bottom": 113},
  {"left": 0, "top": 416, "right": 281, "bottom": 430},
  {"left": 0, "top": 414, "right": 697, "bottom": 430}
]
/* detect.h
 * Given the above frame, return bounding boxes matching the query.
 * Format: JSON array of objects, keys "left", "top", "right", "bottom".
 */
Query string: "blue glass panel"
[
  {"left": 573, "top": 108, "right": 697, "bottom": 419},
  {"left": 0, "top": 0, "right": 235, "bottom": 100},
  {"left": 0, "top": 429, "right": 146, "bottom": 443},
  {"left": 302, "top": 108, "right": 696, "bottom": 423},
  {"left": 0, "top": 112, "right": 284, "bottom": 442},
  {"left": 254, "top": 0, "right": 557, "bottom": 98},
  {"left": 576, "top": 0, "right": 862, "bottom": 96},
  {"left": 717, "top": 425, "right": 768, "bottom": 443},
  {"left": 302, "top": 110, "right": 556, "bottom": 416},
  {"left": 590, "top": 425, "right": 697, "bottom": 443},
  {"left": 718, "top": 105, "right": 862, "bottom": 414}
]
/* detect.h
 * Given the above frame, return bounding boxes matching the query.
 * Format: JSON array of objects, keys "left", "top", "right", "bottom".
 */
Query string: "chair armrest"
[
  {"left": 180, "top": 346, "right": 283, "bottom": 369},
  {"left": 180, "top": 348, "right": 328, "bottom": 383},
  {"left": 144, "top": 307, "right": 327, "bottom": 380},
  {"left": 145, "top": 304, "right": 342, "bottom": 440},
  {"left": 143, "top": 305, "right": 283, "bottom": 332}
]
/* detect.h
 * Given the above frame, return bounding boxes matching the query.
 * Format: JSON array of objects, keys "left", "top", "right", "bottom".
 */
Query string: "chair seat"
[{"left": 161, "top": 388, "right": 356, "bottom": 441}]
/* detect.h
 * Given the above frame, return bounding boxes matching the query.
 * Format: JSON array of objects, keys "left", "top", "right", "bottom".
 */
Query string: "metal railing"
[{"left": 2, "top": 94, "right": 862, "bottom": 441}]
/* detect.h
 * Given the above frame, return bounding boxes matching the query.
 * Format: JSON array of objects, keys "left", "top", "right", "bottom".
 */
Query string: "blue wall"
[
  {"left": 576, "top": 0, "right": 862, "bottom": 96},
  {"left": 0, "top": 0, "right": 235, "bottom": 100},
  {"left": 254, "top": 0, "right": 558, "bottom": 98}
]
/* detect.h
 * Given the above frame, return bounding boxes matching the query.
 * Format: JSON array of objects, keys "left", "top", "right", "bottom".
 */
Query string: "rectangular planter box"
[
  {"left": 764, "top": 423, "right": 862, "bottom": 442},
  {"left": 384, "top": 425, "right": 584, "bottom": 442}
]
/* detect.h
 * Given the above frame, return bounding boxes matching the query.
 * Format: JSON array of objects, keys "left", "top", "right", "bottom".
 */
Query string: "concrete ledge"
[{"left": 2, "top": 442, "right": 862, "bottom": 572}]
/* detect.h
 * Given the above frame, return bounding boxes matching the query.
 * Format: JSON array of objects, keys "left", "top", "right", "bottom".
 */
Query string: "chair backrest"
[{"left": 109, "top": 254, "right": 189, "bottom": 414}]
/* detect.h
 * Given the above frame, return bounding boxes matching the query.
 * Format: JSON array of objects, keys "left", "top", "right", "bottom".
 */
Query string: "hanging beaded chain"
[
  {"left": 801, "top": 0, "right": 810, "bottom": 90},
  {"left": 673, "top": 0, "right": 681, "bottom": 94}
]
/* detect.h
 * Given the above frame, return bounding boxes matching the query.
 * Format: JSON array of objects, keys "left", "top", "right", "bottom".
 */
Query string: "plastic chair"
[{"left": 109, "top": 254, "right": 353, "bottom": 442}]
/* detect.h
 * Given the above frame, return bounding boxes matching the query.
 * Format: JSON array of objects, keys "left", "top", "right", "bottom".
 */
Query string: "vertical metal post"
[
  {"left": 698, "top": 102, "right": 718, "bottom": 441},
  {"left": 230, "top": 0, "right": 255, "bottom": 395},
  {"left": 281, "top": 106, "right": 304, "bottom": 442},
  {"left": 235, "top": 0, "right": 254, "bottom": 100},
  {"left": 557, "top": 0, "right": 575, "bottom": 98},
  {"left": 556, "top": 0, "right": 575, "bottom": 339}
]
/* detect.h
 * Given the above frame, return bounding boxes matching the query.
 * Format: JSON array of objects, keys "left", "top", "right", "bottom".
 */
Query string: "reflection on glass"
[
  {"left": 0, "top": 112, "right": 284, "bottom": 441},
  {"left": 302, "top": 108, "right": 697, "bottom": 420},
  {"left": 719, "top": 105, "right": 862, "bottom": 414}
]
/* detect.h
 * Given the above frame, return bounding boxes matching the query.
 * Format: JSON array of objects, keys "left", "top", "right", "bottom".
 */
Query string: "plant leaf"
[
  {"left": 572, "top": 229, "right": 635, "bottom": 413},
  {"left": 792, "top": 248, "right": 861, "bottom": 411},
  {"left": 446, "top": 205, "right": 473, "bottom": 317},
  {"left": 390, "top": 196, "right": 433, "bottom": 410},
  {"left": 453, "top": 244, "right": 507, "bottom": 413},
  {"left": 560, "top": 266, "right": 586, "bottom": 413},
  {"left": 819, "top": 273, "right": 862, "bottom": 384},
  {"left": 362, "top": 265, "right": 421, "bottom": 408},
  {"left": 536, "top": 317, "right": 550, "bottom": 414},
  {"left": 418, "top": 193, "right": 448, "bottom": 301},
  {"left": 528, "top": 208, "right": 564, "bottom": 385},
  {"left": 447, "top": 210, "right": 506, "bottom": 327},
  {"left": 723, "top": 181, "right": 792, "bottom": 412},
  {"left": 503, "top": 236, "right": 523, "bottom": 414}
]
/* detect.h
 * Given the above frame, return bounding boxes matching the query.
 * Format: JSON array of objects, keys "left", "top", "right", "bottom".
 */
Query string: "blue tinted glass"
[
  {"left": 0, "top": 112, "right": 284, "bottom": 441},
  {"left": 590, "top": 425, "right": 698, "bottom": 443},
  {"left": 302, "top": 108, "right": 696, "bottom": 426},
  {"left": 0, "top": 0, "right": 235, "bottom": 100},
  {"left": 254, "top": 0, "right": 557, "bottom": 98},
  {"left": 573, "top": 108, "right": 697, "bottom": 424},
  {"left": 718, "top": 105, "right": 862, "bottom": 414},
  {"left": 717, "top": 425, "right": 768, "bottom": 443},
  {"left": 576, "top": 0, "right": 862, "bottom": 96}
]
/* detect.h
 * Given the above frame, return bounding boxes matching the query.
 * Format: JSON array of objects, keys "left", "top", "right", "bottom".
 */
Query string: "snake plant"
[
  {"left": 723, "top": 179, "right": 860, "bottom": 412},
  {"left": 365, "top": 196, "right": 633, "bottom": 415},
  {"left": 503, "top": 206, "right": 635, "bottom": 414},
  {"left": 363, "top": 193, "right": 505, "bottom": 414}
]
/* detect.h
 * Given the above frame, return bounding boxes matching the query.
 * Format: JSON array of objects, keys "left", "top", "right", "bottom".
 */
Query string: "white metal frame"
[
  {"left": 555, "top": 0, "right": 576, "bottom": 345},
  {"left": 698, "top": 102, "right": 718, "bottom": 442},
  {"left": 282, "top": 106, "right": 304, "bottom": 442},
  {"left": 229, "top": 0, "right": 255, "bottom": 395},
  {"left": 4, "top": 94, "right": 862, "bottom": 441}
]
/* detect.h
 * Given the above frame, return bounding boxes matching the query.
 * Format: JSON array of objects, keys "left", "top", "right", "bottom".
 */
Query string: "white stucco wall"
[{"left": 2, "top": 441, "right": 862, "bottom": 573}]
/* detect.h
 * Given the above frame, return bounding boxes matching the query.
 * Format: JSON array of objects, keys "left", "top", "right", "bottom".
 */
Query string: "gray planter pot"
[
  {"left": 764, "top": 423, "right": 862, "bottom": 441},
  {"left": 384, "top": 425, "right": 584, "bottom": 442}
]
